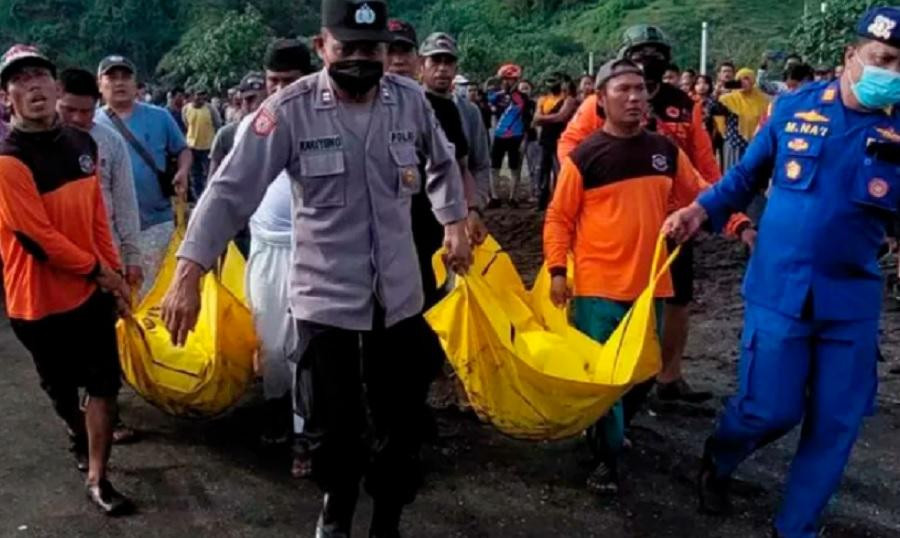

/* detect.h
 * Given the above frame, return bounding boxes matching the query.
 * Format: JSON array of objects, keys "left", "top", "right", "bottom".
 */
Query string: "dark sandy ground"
[{"left": 0, "top": 204, "right": 898, "bottom": 537}]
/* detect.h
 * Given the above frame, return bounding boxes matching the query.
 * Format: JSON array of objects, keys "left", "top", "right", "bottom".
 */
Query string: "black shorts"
[
  {"left": 667, "top": 240, "right": 694, "bottom": 306},
  {"left": 491, "top": 136, "right": 524, "bottom": 170},
  {"left": 10, "top": 291, "right": 122, "bottom": 399}
]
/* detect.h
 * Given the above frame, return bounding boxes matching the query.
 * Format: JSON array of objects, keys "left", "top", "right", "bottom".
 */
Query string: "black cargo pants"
[{"left": 295, "top": 308, "right": 443, "bottom": 506}]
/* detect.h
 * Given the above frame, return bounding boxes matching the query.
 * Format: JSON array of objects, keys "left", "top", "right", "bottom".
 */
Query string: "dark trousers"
[
  {"left": 190, "top": 148, "right": 210, "bottom": 202},
  {"left": 537, "top": 141, "right": 559, "bottom": 210},
  {"left": 295, "top": 310, "right": 442, "bottom": 506}
]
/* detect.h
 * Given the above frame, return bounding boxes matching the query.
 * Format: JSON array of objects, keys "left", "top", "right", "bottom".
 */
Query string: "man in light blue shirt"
[{"left": 94, "top": 55, "right": 191, "bottom": 229}]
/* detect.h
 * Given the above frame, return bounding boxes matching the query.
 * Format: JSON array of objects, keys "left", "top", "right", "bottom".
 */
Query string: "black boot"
[
  {"left": 369, "top": 500, "right": 403, "bottom": 538},
  {"left": 315, "top": 490, "right": 358, "bottom": 538},
  {"left": 698, "top": 437, "right": 731, "bottom": 515}
]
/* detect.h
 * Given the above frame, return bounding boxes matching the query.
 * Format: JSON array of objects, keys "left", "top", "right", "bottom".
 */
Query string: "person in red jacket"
[
  {"left": 0, "top": 45, "right": 133, "bottom": 515},
  {"left": 558, "top": 25, "right": 755, "bottom": 408}
]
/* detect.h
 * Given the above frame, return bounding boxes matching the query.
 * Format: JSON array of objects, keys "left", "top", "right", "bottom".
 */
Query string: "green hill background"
[{"left": 0, "top": 0, "right": 826, "bottom": 90}]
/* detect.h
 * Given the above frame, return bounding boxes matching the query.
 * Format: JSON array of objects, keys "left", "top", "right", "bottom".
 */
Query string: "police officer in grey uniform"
[{"left": 160, "top": 0, "right": 472, "bottom": 536}]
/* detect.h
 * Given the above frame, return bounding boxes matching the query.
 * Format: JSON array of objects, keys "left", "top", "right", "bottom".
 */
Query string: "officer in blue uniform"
[{"left": 663, "top": 7, "right": 900, "bottom": 538}]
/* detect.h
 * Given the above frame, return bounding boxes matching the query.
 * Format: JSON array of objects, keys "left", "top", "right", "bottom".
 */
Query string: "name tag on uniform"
[
  {"left": 299, "top": 135, "right": 343, "bottom": 152},
  {"left": 390, "top": 130, "right": 415, "bottom": 144},
  {"left": 784, "top": 121, "right": 830, "bottom": 137}
]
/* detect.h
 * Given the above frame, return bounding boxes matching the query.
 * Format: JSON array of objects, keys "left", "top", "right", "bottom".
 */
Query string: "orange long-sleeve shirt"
[
  {"left": 544, "top": 130, "right": 705, "bottom": 301},
  {"left": 0, "top": 125, "right": 121, "bottom": 321},
  {"left": 558, "top": 88, "right": 752, "bottom": 237},
  {"left": 559, "top": 86, "right": 722, "bottom": 183}
]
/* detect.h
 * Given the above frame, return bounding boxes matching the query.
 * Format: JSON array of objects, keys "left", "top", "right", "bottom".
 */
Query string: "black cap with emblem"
[{"left": 322, "top": 0, "right": 393, "bottom": 43}]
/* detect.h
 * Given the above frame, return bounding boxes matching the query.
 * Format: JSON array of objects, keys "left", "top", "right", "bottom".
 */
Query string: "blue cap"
[{"left": 857, "top": 7, "right": 900, "bottom": 48}]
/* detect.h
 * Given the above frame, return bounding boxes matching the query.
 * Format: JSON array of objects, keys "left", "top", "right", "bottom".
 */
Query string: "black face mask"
[
  {"left": 328, "top": 59, "right": 384, "bottom": 98},
  {"left": 637, "top": 56, "right": 667, "bottom": 83}
]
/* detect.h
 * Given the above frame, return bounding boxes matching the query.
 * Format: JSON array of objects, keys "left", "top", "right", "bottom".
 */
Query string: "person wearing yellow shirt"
[{"left": 182, "top": 88, "right": 221, "bottom": 201}]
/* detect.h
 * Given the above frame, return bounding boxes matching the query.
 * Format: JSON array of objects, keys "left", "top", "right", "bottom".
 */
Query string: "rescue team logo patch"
[
  {"left": 253, "top": 107, "right": 277, "bottom": 136},
  {"left": 78, "top": 154, "right": 94, "bottom": 174},
  {"left": 793, "top": 110, "right": 829, "bottom": 123},
  {"left": 785, "top": 160, "right": 802, "bottom": 181},
  {"left": 869, "top": 178, "right": 890, "bottom": 199},
  {"left": 401, "top": 167, "right": 417, "bottom": 187},
  {"left": 787, "top": 138, "right": 810, "bottom": 152},
  {"left": 651, "top": 154, "right": 668, "bottom": 172}
]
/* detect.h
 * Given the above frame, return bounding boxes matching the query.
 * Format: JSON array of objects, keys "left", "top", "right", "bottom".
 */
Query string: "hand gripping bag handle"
[{"left": 648, "top": 234, "right": 682, "bottom": 293}]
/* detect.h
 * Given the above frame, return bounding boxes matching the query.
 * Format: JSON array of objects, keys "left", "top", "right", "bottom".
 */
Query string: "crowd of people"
[{"left": 0, "top": 0, "right": 898, "bottom": 537}]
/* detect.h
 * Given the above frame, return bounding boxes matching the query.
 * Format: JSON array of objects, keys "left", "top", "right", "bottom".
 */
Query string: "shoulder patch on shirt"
[{"left": 252, "top": 107, "right": 277, "bottom": 136}]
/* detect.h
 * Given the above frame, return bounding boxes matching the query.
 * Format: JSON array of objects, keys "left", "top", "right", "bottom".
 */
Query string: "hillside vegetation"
[{"left": 0, "top": 0, "right": 854, "bottom": 90}]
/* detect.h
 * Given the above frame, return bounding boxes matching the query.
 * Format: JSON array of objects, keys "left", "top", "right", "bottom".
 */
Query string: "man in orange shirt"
[
  {"left": 545, "top": 58, "right": 707, "bottom": 494},
  {"left": 0, "top": 46, "right": 133, "bottom": 515},
  {"left": 558, "top": 25, "right": 754, "bottom": 405}
]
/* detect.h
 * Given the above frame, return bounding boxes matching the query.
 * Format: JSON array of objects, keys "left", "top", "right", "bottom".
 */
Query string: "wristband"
[{"left": 549, "top": 266, "right": 567, "bottom": 278}]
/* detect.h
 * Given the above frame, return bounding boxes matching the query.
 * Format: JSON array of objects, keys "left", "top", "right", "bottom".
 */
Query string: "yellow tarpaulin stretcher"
[
  {"left": 116, "top": 207, "right": 258, "bottom": 418},
  {"left": 426, "top": 235, "right": 679, "bottom": 440}
]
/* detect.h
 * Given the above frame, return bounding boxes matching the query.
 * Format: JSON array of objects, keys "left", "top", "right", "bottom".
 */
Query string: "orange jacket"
[
  {"left": 559, "top": 89, "right": 721, "bottom": 183},
  {"left": 0, "top": 127, "right": 120, "bottom": 321},
  {"left": 559, "top": 90, "right": 749, "bottom": 236},
  {"left": 544, "top": 130, "right": 706, "bottom": 301}
]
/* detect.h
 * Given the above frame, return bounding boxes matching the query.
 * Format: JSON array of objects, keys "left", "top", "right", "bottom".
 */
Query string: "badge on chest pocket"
[
  {"left": 390, "top": 143, "right": 420, "bottom": 197},
  {"left": 853, "top": 129, "right": 900, "bottom": 213},
  {"left": 774, "top": 134, "right": 823, "bottom": 191}
]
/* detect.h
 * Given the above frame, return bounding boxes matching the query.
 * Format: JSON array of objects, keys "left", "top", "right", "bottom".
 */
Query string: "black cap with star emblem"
[{"left": 322, "top": 0, "right": 393, "bottom": 43}]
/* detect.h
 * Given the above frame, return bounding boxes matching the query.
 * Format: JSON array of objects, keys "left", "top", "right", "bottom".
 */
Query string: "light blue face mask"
[{"left": 851, "top": 55, "right": 900, "bottom": 109}]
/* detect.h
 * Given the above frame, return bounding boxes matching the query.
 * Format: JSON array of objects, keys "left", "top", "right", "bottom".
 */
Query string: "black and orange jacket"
[
  {"left": 544, "top": 130, "right": 705, "bottom": 301},
  {"left": 0, "top": 125, "right": 121, "bottom": 321},
  {"left": 557, "top": 86, "right": 750, "bottom": 237}
]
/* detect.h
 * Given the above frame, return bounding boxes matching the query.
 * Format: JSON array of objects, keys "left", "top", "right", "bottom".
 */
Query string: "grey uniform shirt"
[
  {"left": 178, "top": 70, "right": 468, "bottom": 330},
  {"left": 453, "top": 93, "right": 491, "bottom": 210},
  {"left": 90, "top": 121, "right": 141, "bottom": 266}
]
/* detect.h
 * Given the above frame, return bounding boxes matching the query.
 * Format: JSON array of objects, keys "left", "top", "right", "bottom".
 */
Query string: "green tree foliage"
[
  {"left": 0, "top": 0, "right": 182, "bottom": 75},
  {"left": 790, "top": 0, "right": 878, "bottom": 67},
  {"left": 156, "top": 6, "right": 273, "bottom": 93},
  {"left": 0, "top": 0, "right": 809, "bottom": 92}
]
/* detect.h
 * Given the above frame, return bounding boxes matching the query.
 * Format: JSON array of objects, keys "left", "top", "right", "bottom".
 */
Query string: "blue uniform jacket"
[{"left": 699, "top": 81, "right": 900, "bottom": 321}]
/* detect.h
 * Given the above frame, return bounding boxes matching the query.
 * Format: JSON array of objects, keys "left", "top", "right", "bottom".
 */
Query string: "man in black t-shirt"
[{"left": 387, "top": 23, "right": 486, "bottom": 307}]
